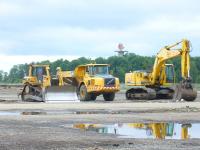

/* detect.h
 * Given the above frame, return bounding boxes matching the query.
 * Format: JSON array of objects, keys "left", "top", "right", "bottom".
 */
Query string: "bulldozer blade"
[{"left": 44, "top": 85, "right": 79, "bottom": 103}]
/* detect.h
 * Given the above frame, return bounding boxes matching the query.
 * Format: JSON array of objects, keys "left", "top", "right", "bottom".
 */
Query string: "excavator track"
[
  {"left": 156, "top": 87, "right": 174, "bottom": 99},
  {"left": 126, "top": 88, "right": 156, "bottom": 100}
]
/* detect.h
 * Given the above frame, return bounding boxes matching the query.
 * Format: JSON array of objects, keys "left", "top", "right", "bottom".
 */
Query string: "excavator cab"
[{"left": 164, "top": 64, "right": 175, "bottom": 85}]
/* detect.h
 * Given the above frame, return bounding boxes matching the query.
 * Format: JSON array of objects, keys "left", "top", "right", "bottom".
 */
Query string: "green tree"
[{"left": 4, "top": 54, "right": 200, "bottom": 83}]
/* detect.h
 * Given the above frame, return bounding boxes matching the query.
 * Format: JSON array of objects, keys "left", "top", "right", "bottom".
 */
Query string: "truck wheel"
[
  {"left": 103, "top": 93, "right": 115, "bottom": 101},
  {"left": 125, "top": 90, "right": 132, "bottom": 100},
  {"left": 79, "top": 84, "right": 91, "bottom": 101},
  {"left": 90, "top": 94, "right": 97, "bottom": 101},
  {"left": 21, "top": 92, "right": 25, "bottom": 101}
]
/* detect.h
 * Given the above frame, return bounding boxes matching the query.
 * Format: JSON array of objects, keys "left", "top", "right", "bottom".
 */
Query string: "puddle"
[
  {"left": 21, "top": 112, "right": 47, "bottom": 115},
  {"left": 0, "top": 108, "right": 198, "bottom": 116},
  {"left": 0, "top": 111, "right": 47, "bottom": 116},
  {"left": 72, "top": 123, "right": 200, "bottom": 139},
  {"left": 0, "top": 109, "right": 117, "bottom": 116},
  {"left": 0, "top": 112, "right": 21, "bottom": 116}
]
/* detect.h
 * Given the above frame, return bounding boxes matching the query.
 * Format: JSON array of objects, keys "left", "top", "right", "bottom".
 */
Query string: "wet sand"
[{"left": 0, "top": 86, "right": 200, "bottom": 149}]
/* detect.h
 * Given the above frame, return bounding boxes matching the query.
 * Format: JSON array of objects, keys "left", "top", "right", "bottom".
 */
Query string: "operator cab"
[
  {"left": 164, "top": 64, "right": 175, "bottom": 84},
  {"left": 30, "top": 65, "right": 49, "bottom": 83}
]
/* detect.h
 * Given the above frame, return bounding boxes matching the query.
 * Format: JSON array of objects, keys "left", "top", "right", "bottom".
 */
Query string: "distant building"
[{"left": 115, "top": 43, "right": 128, "bottom": 56}]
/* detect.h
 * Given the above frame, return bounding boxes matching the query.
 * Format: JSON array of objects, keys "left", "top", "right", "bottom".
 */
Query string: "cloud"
[
  {"left": 0, "top": 40, "right": 20, "bottom": 52},
  {"left": 0, "top": 55, "right": 80, "bottom": 72},
  {"left": 0, "top": 0, "right": 200, "bottom": 72},
  {"left": 0, "top": 1, "right": 24, "bottom": 16},
  {"left": 140, "top": 16, "right": 200, "bottom": 34}
]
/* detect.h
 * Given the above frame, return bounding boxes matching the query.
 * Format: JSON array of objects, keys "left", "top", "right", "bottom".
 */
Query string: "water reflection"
[
  {"left": 73, "top": 123, "right": 196, "bottom": 139},
  {"left": 21, "top": 112, "right": 47, "bottom": 115}
]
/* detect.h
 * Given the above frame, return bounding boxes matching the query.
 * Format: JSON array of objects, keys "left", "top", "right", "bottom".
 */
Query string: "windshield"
[
  {"left": 165, "top": 65, "right": 174, "bottom": 83},
  {"left": 88, "top": 66, "right": 109, "bottom": 75},
  {"left": 32, "top": 67, "right": 47, "bottom": 76}
]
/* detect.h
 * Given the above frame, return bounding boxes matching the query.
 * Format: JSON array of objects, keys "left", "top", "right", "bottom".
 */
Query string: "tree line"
[{"left": 0, "top": 53, "right": 200, "bottom": 83}]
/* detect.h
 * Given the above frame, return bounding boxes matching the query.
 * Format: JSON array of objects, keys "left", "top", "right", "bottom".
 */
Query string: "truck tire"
[
  {"left": 90, "top": 94, "right": 97, "bottom": 101},
  {"left": 79, "top": 84, "right": 91, "bottom": 101},
  {"left": 103, "top": 93, "right": 115, "bottom": 101}
]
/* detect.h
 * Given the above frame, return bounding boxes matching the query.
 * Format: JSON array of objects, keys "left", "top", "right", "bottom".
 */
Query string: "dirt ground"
[{"left": 0, "top": 86, "right": 200, "bottom": 150}]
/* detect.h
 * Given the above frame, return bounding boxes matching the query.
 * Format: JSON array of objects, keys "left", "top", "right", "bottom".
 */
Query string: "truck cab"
[{"left": 74, "top": 64, "right": 120, "bottom": 101}]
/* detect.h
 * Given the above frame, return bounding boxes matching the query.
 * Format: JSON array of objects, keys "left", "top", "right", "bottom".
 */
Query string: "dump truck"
[
  {"left": 125, "top": 39, "right": 197, "bottom": 101},
  {"left": 59, "top": 64, "right": 120, "bottom": 101},
  {"left": 19, "top": 63, "right": 120, "bottom": 102}
]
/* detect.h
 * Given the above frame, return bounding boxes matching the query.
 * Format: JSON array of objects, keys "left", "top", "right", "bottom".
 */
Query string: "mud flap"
[{"left": 44, "top": 85, "right": 79, "bottom": 103}]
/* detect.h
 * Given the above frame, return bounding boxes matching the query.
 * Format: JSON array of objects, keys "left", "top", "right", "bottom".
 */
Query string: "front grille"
[{"left": 104, "top": 78, "right": 115, "bottom": 87}]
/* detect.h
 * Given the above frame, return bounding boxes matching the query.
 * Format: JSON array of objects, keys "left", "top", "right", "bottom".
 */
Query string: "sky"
[{"left": 0, "top": 0, "right": 200, "bottom": 72}]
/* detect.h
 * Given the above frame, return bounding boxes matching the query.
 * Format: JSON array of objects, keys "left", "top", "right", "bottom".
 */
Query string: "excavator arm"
[
  {"left": 151, "top": 39, "right": 197, "bottom": 101},
  {"left": 151, "top": 41, "right": 181, "bottom": 85}
]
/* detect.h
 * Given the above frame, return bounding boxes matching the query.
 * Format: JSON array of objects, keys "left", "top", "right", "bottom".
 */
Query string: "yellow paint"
[
  {"left": 125, "top": 39, "right": 191, "bottom": 89},
  {"left": 73, "top": 64, "right": 120, "bottom": 93},
  {"left": 23, "top": 63, "right": 120, "bottom": 95},
  {"left": 23, "top": 64, "right": 51, "bottom": 88}
]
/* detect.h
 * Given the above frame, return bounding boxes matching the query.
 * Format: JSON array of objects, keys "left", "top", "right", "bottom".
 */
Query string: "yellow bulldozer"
[
  {"left": 125, "top": 39, "right": 197, "bottom": 101},
  {"left": 19, "top": 63, "right": 120, "bottom": 102},
  {"left": 19, "top": 64, "right": 78, "bottom": 102}
]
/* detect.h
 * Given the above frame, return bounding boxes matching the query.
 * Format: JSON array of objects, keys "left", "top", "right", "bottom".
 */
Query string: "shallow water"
[
  {"left": 72, "top": 123, "right": 199, "bottom": 139},
  {"left": 0, "top": 109, "right": 130, "bottom": 115}
]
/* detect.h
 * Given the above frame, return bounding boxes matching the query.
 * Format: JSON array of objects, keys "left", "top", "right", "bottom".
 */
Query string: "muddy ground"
[{"left": 0, "top": 86, "right": 200, "bottom": 149}]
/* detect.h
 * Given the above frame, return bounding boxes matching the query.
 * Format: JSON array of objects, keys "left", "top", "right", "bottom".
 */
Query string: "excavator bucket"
[
  {"left": 44, "top": 85, "right": 79, "bottom": 103},
  {"left": 173, "top": 82, "right": 197, "bottom": 101}
]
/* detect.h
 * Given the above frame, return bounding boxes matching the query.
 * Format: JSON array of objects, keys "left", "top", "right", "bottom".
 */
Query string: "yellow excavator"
[{"left": 125, "top": 39, "right": 197, "bottom": 101}]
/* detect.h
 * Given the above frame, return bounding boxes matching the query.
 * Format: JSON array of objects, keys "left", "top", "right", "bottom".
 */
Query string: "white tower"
[{"left": 115, "top": 43, "right": 128, "bottom": 56}]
